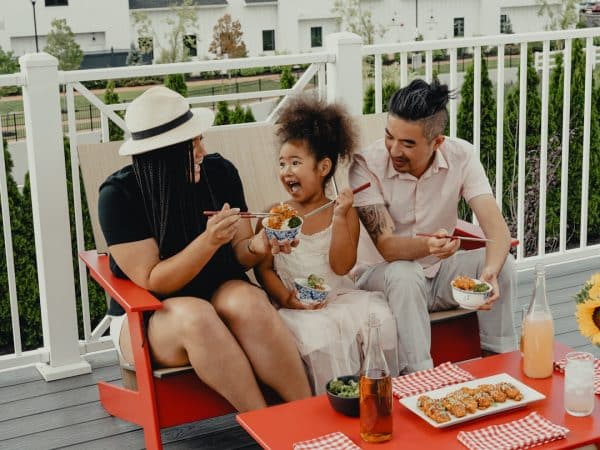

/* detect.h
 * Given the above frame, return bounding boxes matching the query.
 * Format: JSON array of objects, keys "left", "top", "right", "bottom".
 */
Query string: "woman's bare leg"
[
  {"left": 212, "top": 280, "right": 312, "bottom": 401},
  {"left": 119, "top": 296, "right": 266, "bottom": 412}
]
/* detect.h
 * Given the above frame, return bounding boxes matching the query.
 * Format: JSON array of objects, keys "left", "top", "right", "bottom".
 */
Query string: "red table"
[{"left": 237, "top": 342, "right": 600, "bottom": 449}]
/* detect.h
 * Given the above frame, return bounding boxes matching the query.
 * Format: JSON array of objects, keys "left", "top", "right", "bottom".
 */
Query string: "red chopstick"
[
  {"left": 415, "top": 233, "right": 494, "bottom": 243},
  {"left": 352, "top": 182, "right": 371, "bottom": 194}
]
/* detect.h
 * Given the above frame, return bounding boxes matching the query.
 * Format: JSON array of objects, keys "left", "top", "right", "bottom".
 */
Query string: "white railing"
[
  {"left": 534, "top": 46, "right": 600, "bottom": 70},
  {"left": 1, "top": 29, "right": 600, "bottom": 375},
  {"left": 363, "top": 27, "right": 600, "bottom": 269}
]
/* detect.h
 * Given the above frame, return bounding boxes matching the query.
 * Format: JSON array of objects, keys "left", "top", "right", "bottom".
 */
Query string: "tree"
[
  {"left": 126, "top": 44, "right": 144, "bottom": 66},
  {"left": 279, "top": 66, "right": 295, "bottom": 89},
  {"left": 208, "top": 14, "right": 247, "bottom": 59},
  {"left": 0, "top": 47, "right": 18, "bottom": 75},
  {"left": 164, "top": 73, "right": 188, "bottom": 97},
  {"left": 244, "top": 106, "right": 255, "bottom": 123},
  {"left": 103, "top": 81, "right": 124, "bottom": 141},
  {"left": 133, "top": 0, "right": 200, "bottom": 64},
  {"left": 332, "top": 0, "right": 386, "bottom": 45},
  {"left": 214, "top": 101, "right": 230, "bottom": 125},
  {"left": 457, "top": 58, "right": 497, "bottom": 186},
  {"left": 363, "top": 81, "right": 399, "bottom": 114},
  {"left": 230, "top": 104, "right": 246, "bottom": 124},
  {"left": 43, "top": 19, "right": 83, "bottom": 71},
  {"left": 159, "top": 0, "right": 199, "bottom": 63},
  {"left": 536, "top": 0, "right": 579, "bottom": 30}
]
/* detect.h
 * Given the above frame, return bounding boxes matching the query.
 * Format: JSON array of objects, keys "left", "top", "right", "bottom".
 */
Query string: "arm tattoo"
[{"left": 357, "top": 204, "right": 393, "bottom": 244}]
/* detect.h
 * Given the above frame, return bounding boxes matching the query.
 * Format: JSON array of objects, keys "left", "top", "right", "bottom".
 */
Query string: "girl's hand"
[
  {"left": 333, "top": 188, "right": 354, "bottom": 218},
  {"left": 205, "top": 203, "right": 240, "bottom": 247},
  {"left": 479, "top": 268, "right": 500, "bottom": 310},
  {"left": 269, "top": 237, "right": 299, "bottom": 255},
  {"left": 281, "top": 289, "right": 326, "bottom": 310}
]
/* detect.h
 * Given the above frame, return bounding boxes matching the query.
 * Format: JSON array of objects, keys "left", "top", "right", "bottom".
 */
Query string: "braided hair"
[
  {"left": 132, "top": 140, "right": 205, "bottom": 259},
  {"left": 276, "top": 95, "right": 357, "bottom": 186}
]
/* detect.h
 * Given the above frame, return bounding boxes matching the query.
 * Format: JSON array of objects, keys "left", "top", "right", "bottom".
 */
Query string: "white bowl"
[
  {"left": 294, "top": 278, "right": 331, "bottom": 304},
  {"left": 262, "top": 216, "right": 303, "bottom": 242},
  {"left": 451, "top": 278, "right": 492, "bottom": 310}
]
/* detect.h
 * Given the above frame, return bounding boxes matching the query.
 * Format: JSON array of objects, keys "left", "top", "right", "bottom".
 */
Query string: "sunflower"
[{"left": 574, "top": 273, "right": 600, "bottom": 347}]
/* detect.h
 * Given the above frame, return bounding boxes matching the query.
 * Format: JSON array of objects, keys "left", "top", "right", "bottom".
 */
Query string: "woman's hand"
[
  {"left": 333, "top": 188, "right": 354, "bottom": 218},
  {"left": 205, "top": 203, "right": 241, "bottom": 247},
  {"left": 281, "top": 289, "right": 326, "bottom": 310},
  {"left": 427, "top": 228, "right": 460, "bottom": 259}
]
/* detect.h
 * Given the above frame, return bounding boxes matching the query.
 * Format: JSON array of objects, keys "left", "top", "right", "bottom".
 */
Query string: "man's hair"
[{"left": 387, "top": 79, "right": 452, "bottom": 141}]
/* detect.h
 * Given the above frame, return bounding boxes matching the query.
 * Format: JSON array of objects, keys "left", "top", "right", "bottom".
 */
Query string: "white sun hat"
[{"left": 119, "top": 86, "right": 215, "bottom": 156}]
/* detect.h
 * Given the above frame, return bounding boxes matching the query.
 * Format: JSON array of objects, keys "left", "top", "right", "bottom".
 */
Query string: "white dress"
[{"left": 274, "top": 224, "right": 399, "bottom": 394}]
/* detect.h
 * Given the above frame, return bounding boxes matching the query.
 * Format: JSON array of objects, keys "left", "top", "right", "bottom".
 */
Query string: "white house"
[
  {"left": 0, "top": 0, "right": 130, "bottom": 58},
  {"left": 0, "top": 0, "right": 563, "bottom": 64},
  {"left": 129, "top": 0, "right": 562, "bottom": 60}
]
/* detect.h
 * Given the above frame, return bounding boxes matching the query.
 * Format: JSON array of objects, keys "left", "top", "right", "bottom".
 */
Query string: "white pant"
[
  {"left": 108, "top": 314, "right": 127, "bottom": 363},
  {"left": 358, "top": 248, "right": 518, "bottom": 373}
]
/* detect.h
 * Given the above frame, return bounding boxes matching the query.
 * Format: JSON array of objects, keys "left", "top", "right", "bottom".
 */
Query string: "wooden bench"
[{"left": 77, "top": 113, "right": 494, "bottom": 449}]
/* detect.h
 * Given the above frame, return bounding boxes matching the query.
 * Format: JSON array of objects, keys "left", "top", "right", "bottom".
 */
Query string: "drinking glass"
[{"left": 564, "top": 351, "right": 595, "bottom": 417}]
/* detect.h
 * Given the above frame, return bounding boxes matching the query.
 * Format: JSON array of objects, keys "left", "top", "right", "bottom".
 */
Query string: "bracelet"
[{"left": 247, "top": 237, "right": 258, "bottom": 256}]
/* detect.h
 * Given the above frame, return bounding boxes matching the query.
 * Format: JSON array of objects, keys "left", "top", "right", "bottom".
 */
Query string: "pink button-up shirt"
[{"left": 349, "top": 136, "right": 492, "bottom": 276}]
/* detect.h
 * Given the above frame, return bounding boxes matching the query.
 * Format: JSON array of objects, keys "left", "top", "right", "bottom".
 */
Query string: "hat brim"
[{"left": 119, "top": 108, "right": 215, "bottom": 156}]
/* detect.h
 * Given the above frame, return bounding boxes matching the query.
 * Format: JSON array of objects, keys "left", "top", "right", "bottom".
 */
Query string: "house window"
[
  {"left": 138, "top": 36, "right": 154, "bottom": 59},
  {"left": 45, "top": 0, "right": 68, "bottom": 5},
  {"left": 311, "top": 26, "right": 322, "bottom": 48},
  {"left": 453, "top": 17, "right": 464, "bottom": 38},
  {"left": 500, "top": 14, "right": 512, "bottom": 34},
  {"left": 262, "top": 30, "right": 275, "bottom": 52},
  {"left": 184, "top": 34, "right": 197, "bottom": 57}
]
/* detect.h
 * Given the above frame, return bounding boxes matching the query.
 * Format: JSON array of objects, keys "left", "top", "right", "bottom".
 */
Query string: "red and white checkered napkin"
[
  {"left": 554, "top": 357, "right": 600, "bottom": 394},
  {"left": 391, "top": 361, "right": 475, "bottom": 399},
  {"left": 457, "top": 412, "right": 569, "bottom": 450},
  {"left": 292, "top": 432, "right": 361, "bottom": 450}
]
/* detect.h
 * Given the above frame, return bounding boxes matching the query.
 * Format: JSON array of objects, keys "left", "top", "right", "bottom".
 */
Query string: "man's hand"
[
  {"left": 427, "top": 228, "right": 460, "bottom": 259},
  {"left": 205, "top": 203, "right": 240, "bottom": 247},
  {"left": 478, "top": 267, "right": 500, "bottom": 310}
]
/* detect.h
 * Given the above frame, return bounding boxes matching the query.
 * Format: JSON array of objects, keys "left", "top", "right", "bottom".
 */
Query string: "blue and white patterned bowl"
[
  {"left": 262, "top": 217, "right": 303, "bottom": 242},
  {"left": 294, "top": 278, "right": 330, "bottom": 304}
]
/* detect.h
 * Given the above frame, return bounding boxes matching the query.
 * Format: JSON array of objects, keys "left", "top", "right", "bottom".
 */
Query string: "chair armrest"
[
  {"left": 454, "top": 219, "right": 519, "bottom": 251},
  {"left": 79, "top": 250, "right": 162, "bottom": 314}
]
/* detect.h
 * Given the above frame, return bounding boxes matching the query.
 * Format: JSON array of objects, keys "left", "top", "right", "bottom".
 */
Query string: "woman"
[{"left": 99, "top": 86, "right": 311, "bottom": 411}]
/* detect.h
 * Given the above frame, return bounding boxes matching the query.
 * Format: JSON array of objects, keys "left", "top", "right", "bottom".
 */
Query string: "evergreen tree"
[
  {"left": 363, "top": 81, "right": 399, "bottom": 114},
  {"left": 103, "top": 80, "right": 124, "bottom": 141},
  {"left": 502, "top": 50, "right": 541, "bottom": 255},
  {"left": 230, "top": 104, "right": 246, "bottom": 124},
  {"left": 164, "top": 74, "right": 188, "bottom": 97},
  {"left": 214, "top": 101, "right": 230, "bottom": 125},
  {"left": 279, "top": 66, "right": 295, "bottom": 89},
  {"left": 244, "top": 106, "right": 255, "bottom": 123},
  {"left": 457, "top": 58, "right": 497, "bottom": 186}
]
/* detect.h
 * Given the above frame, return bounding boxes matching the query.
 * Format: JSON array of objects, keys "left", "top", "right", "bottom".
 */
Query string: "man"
[{"left": 349, "top": 79, "right": 517, "bottom": 373}]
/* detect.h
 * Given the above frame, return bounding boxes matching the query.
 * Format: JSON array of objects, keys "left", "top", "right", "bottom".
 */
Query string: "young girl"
[{"left": 255, "top": 96, "right": 399, "bottom": 394}]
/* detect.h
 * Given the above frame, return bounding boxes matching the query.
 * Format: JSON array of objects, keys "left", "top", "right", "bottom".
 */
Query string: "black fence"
[{"left": 1, "top": 106, "right": 102, "bottom": 141}]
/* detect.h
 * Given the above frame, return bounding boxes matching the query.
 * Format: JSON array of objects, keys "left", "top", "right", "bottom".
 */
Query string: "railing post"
[
  {"left": 19, "top": 53, "right": 91, "bottom": 380},
  {"left": 325, "top": 32, "right": 363, "bottom": 115}
]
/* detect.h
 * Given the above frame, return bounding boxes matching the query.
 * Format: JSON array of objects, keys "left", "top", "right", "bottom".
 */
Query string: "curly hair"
[{"left": 276, "top": 95, "right": 357, "bottom": 185}]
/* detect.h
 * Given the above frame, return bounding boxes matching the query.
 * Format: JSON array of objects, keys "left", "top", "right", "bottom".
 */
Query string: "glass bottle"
[
  {"left": 522, "top": 263, "right": 555, "bottom": 378},
  {"left": 360, "top": 315, "right": 393, "bottom": 443}
]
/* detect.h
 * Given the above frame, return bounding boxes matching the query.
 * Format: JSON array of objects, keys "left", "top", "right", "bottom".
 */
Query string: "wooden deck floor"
[{"left": 0, "top": 257, "right": 598, "bottom": 450}]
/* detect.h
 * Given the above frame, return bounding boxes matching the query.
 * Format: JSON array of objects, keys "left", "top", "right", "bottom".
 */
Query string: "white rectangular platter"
[{"left": 398, "top": 373, "right": 545, "bottom": 428}]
